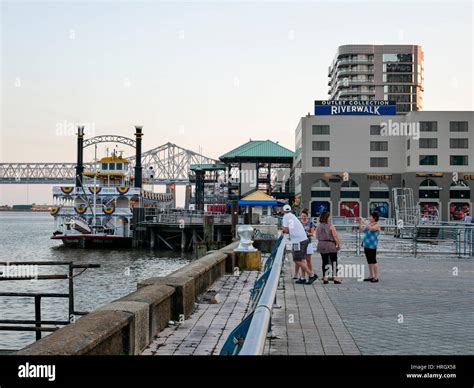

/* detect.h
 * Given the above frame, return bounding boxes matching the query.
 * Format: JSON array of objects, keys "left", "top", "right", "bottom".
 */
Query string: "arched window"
[
  {"left": 341, "top": 179, "right": 359, "bottom": 188},
  {"left": 311, "top": 179, "right": 330, "bottom": 198},
  {"left": 341, "top": 179, "right": 360, "bottom": 198},
  {"left": 369, "top": 181, "right": 389, "bottom": 199},
  {"left": 311, "top": 179, "right": 330, "bottom": 188},
  {"left": 370, "top": 181, "right": 389, "bottom": 190},
  {"left": 420, "top": 179, "right": 438, "bottom": 188},
  {"left": 450, "top": 180, "right": 470, "bottom": 199},
  {"left": 419, "top": 179, "right": 439, "bottom": 199}
]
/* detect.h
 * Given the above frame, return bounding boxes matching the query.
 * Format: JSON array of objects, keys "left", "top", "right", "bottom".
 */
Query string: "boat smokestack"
[
  {"left": 134, "top": 126, "right": 143, "bottom": 188},
  {"left": 75, "top": 126, "right": 85, "bottom": 187}
]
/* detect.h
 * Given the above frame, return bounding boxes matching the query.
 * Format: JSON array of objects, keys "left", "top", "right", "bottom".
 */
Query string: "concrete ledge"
[
  {"left": 118, "top": 285, "right": 174, "bottom": 338},
  {"left": 236, "top": 251, "right": 262, "bottom": 270},
  {"left": 98, "top": 301, "right": 150, "bottom": 354},
  {"left": 16, "top": 241, "right": 240, "bottom": 356},
  {"left": 219, "top": 241, "right": 239, "bottom": 272},
  {"left": 16, "top": 310, "right": 133, "bottom": 355},
  {"left": 168, "top": 251, "right": 227, "bottom": 299},
  {"left": 138, "top": 275, "right": 195, "bottom": 320}
]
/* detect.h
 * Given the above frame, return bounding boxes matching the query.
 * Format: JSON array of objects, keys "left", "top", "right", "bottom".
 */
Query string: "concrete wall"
[{"left": 16, "top": 241, "right": 239, "bottom": 356}]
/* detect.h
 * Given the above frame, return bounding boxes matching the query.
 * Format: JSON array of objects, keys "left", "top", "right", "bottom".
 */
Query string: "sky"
[{"left": 0, "top": 0, "right": 473, "bottom": 205}]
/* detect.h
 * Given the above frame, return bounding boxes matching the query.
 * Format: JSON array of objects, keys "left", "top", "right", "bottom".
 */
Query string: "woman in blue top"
[{"left": 359, "top": 211, "right": 381, "bottom": 283}]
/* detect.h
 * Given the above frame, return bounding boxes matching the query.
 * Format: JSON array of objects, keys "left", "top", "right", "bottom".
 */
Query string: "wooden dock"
[{"left": 133, "top": 210, "right": 243, "bottom": 253}]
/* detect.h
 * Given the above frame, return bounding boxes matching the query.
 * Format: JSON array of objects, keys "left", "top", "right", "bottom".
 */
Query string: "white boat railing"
[{"left": 52, "top": 186, "right": 142, "bottom": 196}]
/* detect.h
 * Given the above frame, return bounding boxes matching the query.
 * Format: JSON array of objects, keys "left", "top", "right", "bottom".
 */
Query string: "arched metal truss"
[
  {"left": 83, "top": 135, "right": 136, "bottom": 149},
  {"left": 0, "top": 142, "right": 219, "bottom": 185}
]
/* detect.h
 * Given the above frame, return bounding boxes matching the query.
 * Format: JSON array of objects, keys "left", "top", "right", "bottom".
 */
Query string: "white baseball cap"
[{"left": 283, "top": 204, "right": 292, "bottom": 212}]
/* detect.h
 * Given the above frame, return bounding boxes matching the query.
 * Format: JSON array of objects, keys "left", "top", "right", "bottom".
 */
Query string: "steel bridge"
[{"left": 0, "top": 141, "right": 219, "bottom": 185}]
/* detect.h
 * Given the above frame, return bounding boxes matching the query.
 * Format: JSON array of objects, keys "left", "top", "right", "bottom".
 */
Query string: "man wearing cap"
[{"left": 282, "top": 205, "right": 318, "bottom": 284}]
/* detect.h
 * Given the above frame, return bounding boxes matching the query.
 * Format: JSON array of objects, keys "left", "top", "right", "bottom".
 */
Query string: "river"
[{"left": 0, "top": 212, "right": 191, "bottom": 351}]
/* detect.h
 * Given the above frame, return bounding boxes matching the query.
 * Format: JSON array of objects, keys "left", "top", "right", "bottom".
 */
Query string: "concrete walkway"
[
  {"left": 142, "top": 270, "right": 258, "bottom": 355},
  {"left": 267, "top": 251, "right": 474, "bottom": 355},
  {"left": 143, "top": 243, "right": 474, "bottom": 356},
  {"left": 264, "top": 257, "right": 361, "bottom": 355}
]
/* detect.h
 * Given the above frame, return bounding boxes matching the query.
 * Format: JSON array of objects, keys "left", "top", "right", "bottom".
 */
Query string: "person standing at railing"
[
  {"left": 293, "top": 209, "right": 315, "bottom": 282},
  {"left": 316, "top": 211, "right": 342, "bottom": 284},
  {"left": 359, "top": 211, "right": 381, "bottom": 283},
  {"left": 464, "top": 212, "right": 472, "bottom": 226},
  {"left": 282, "top": 205, "right": 318, "bottom": 285}
]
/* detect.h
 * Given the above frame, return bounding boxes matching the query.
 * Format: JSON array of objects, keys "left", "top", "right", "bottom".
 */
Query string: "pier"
[
  {"left": 15, "top": 225, "right": 474, "bottom": 356},
  {"left": 132, "top": 209, "right": 244, "bottom": 254}
]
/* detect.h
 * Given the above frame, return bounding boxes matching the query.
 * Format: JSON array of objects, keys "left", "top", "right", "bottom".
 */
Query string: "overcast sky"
[{"left": 1, "top": 0, "right": 472, "bottom": 205}]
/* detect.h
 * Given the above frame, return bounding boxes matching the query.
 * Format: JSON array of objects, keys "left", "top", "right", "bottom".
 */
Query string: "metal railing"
[
  {"left": 331, "top": 224, "right": 473, "bottom": 258},
  {"left": 220, "top": 235, "right": 286, "bottom": 355},
  {"left": 0, "top": 261, "right": 100, "bottom": 348},
  {"left": 143, "top": 208, "right": 243, "bottom": 225}
]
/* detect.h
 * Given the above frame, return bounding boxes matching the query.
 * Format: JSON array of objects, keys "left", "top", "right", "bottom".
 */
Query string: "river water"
[{"left": 0, "top": 212, "right": 191, "bottom": 351}]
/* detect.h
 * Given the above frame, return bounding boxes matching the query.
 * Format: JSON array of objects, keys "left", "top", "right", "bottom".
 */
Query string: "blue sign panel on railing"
[{"left": 315, "top": 100, "right": 397, "bottom": 116}]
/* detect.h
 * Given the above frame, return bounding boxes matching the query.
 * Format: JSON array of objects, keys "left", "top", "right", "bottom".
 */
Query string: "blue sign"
[{"left": 315, "top": 100, "right": 397, "bottom": 116}]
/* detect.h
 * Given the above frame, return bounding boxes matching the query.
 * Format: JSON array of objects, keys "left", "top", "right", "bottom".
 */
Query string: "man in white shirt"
[{"left": 282, "top": 205, "right": 318, "bottom": 284}]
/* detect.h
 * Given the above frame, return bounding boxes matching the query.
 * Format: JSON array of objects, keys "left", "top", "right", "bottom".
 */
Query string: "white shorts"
[{"left": 306, "top": 240, "right": 314, "bottom": 255}]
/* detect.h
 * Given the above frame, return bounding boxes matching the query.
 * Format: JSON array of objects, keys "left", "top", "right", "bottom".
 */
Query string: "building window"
[
  {"left": 396, "top": 104, "right": 411, "bottom": 113},
  {"left": 382, "top": 53, "right": 413, "bottom": 62},
  {"left": 370, "top": 157, "right": 388, "bottom": 168},
  {"left": 370, "top": 141, "right": 388, "bottom": 151},
  {"left": 109, "top": 163, "right": 116, "bottom": 170},
  {"left": 420, "top": 121, "right": 438, "bottom": 132},
  {"left": 383, "top": 63, "right": 412, "bottom": 72},
  {"left": 384, "top": 85, "right": 413, "bottom": 93},
  {"left": 449, "top": 121, "right": 468, "bottom": 132},
  {"left": 386, "top": 94, "right": 412, "bottom": 103},
  {"left": 370, "top": 125, "right": 381, "bottom": 135},
  {"left": 419, "top": 138, "right": 438, "bottom": 148},
  {"left": 450, "top": 138, "right": 469, "bottom": 149},
  {"left": 383, "top": 74, "right": 412, "bottom": 83},
  {"left": 312, "top": 141, "right": 330, "bottom": 151},
  {"left": 419, "top": 155, "right": 438, "bottom": 166},
  {"left": 450, "top": 156, "right": 468, "bottom": 166},
  {"left": 407, "top": 139, "right": 410, "bottom": 150},
  {"left": 311, "top": 191, "right": 330, "bottom": 198},
  {"left": 312, "top": 125, "right": 330, "bottom": 135},
  {"left": 407, "top": 156, "right": 410, "bottom": 166},
  {"left": 312, "top": 157, "right": 330, "bottom": 167}
]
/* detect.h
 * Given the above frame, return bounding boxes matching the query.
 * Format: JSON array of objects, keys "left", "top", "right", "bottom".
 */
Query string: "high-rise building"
[{"left": 328, "top": 45, "right": 424, "bottom": 113}]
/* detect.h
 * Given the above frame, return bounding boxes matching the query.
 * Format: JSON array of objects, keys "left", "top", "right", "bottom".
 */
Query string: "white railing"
[{"left": 52, "top": 186, "right": 141, "bottom": 196}]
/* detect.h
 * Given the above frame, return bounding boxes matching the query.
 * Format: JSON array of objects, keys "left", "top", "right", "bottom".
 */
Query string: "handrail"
[
  {"left": 239, "top": 235, "right": 287, "bottom": 355},
  {"left": 0, "top": 262, "right": 100, "bottom": 347}
]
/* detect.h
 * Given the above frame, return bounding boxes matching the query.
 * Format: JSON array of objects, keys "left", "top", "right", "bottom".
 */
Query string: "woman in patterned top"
[{"left": 359, "top": 211, "right": 382, "bottom": 283}]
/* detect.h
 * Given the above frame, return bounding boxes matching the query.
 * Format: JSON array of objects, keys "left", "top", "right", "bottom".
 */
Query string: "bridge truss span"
[{"left": 0, "top": 143, "right": 219, "bottom": 185}]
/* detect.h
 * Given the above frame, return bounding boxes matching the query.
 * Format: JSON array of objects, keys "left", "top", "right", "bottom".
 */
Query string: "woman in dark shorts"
[
  {"left": 359, "top": 211, "right": 381, "bottom": 283},
  {"left": 316, "top": 211, "right": 342, "bottom": 284}
]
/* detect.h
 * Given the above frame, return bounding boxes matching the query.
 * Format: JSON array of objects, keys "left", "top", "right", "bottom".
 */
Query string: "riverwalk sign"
[{"left": 315, "top": 100, "right": 397, "bottom": 116}]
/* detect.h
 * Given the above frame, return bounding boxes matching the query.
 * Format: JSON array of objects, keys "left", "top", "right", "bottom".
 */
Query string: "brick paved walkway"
[
  {"left": 265, "top": 257, "right": 361, "bottom": 355},
  {"left": 142, "top": 243, "right": 474, "bottom": 356},
  {"left": 267, "top": 251, "right": 474, "bottom": 355},
  {"left": 142, "top": 271, "right": 258, "bottom": 355}
]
